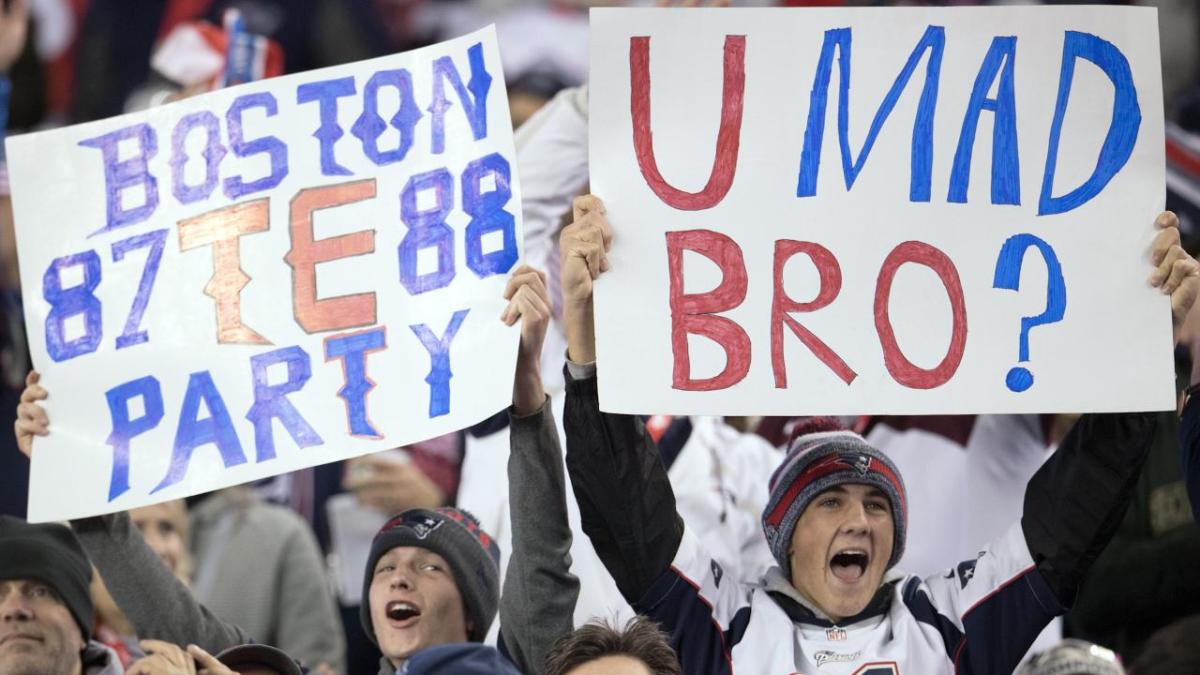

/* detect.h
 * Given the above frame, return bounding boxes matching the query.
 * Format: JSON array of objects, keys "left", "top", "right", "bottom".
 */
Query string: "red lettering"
[
  {"left": 631, "top": 35, "right": 745, "bottom": 211},
  {"left": 874, "top": 241, "right": 967, "bottom": 389},
  {"left": 666, "top": 230, "right": 751, "bottom": 391},
  {"left": 285, "top": 179, "right": 377, "bottom": 334},
  {"left": 772, "top": 240, "right": 857, "bottom": 387},
  {"left": 177, "top": 199, "right": 271, "bottom": 345}
]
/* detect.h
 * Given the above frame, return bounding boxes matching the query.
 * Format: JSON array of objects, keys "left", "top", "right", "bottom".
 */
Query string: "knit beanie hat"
[
  {"left": 1019, "top": 639, "right": 1125, "bottom": 675},
  {"left": 0, "top": 515, "right": 94, "bottom": 642},
  {"left": 761, "top": 419, "right": 907, "bottom": 579},
  {"left": 360, "top": 507, "right": 500, "bottom": 644},
  {"left": 216, "top": 644, "right": 304, "bottom": 675}
]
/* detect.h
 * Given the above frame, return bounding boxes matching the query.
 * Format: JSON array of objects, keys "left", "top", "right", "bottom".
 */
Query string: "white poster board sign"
[
  {"left": 8, "top": 26, "right": 522, "bottom": 521},
  {"left": 590, "top": 6, "right": 1172, "bottom": 415}
]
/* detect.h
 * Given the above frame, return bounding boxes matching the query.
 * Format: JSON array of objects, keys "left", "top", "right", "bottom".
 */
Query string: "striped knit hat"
[
  {"left": 361, "top": 507, "right": 500, "bottom": 643},
  {"left": 761, "top": 418, "right": 907, "bottom": 579}
]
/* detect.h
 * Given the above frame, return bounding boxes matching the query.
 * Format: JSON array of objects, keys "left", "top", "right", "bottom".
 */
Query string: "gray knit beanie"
[{"left": 360, "top": 507, "right": 499, "bottom": 644}]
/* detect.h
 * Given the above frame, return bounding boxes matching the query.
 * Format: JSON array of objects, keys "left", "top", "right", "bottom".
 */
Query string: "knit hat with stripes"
[
  {"left": 761, "top": 418, "right": 907, "bottom": 578},
  {"left": 361, "top": 507, "right": 500, "bottom": 643}
]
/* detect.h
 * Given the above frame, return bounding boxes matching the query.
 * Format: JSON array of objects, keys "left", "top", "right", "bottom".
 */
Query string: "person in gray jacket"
[
  {"left": 12, "top": 263, "right": 578, "bottom": 675},
  {"left": 0, "top": 515, "right": 125, "bottom": 675}
]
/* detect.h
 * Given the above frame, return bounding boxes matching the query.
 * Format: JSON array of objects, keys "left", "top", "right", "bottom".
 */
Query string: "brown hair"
[
  {"left": 1130, "top": 615, "right": 1200, "bottom": 675},
  {"left": 544, "top": 616, "right": 680, "bottom": 675}
]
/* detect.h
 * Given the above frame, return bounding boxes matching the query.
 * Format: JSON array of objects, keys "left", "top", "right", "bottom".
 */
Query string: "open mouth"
[
  {"left": 385, "top": 601, "right": 422, "bottom": 625},
  {"left": 830, "top": 549, "right": 869, "bottom": 583}
]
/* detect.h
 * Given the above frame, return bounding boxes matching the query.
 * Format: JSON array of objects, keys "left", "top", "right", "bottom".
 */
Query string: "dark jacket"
[{"left": 562, "top": 363, "right": 1156, "bottom": 673}]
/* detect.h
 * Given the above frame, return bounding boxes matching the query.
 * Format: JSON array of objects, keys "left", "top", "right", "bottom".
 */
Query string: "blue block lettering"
[
  {"left": 79, "top": 124, "right": 159, "bottom": 234},
  {"left": 411, "top": 309, "right": 468, "bottom": 418},
  {"left": 1039, "top": 31, "right": 1141, "bottom": 216},
  {"left": 351, "top": 69, "right": 423, "bottom": 166},
  {"left": 797, "top": 25, "right": 945, "bottom": 202},
  {"left": 153, "top": 371, "right": 247, "bottom": 493},
  {"left": 398, "top": 167, "right": 455, "bottom": 294},
  {"left": 246, "top": 346, "right": 323, "bottom": 462},
  {"left": 43, "top": 251, "right": 103, "bottom": 362},
  {"left": 111, "top": 229, "right": 168, "bottom": 349},
  {"left": 105, "top": 376, "right": 165, "bottom": 501},
  {"left": 429, "top": 42, "right": 492, "bottom": 154},
  {"left": 297, "top": 77, "right": 356, "bottom": 176},
  {"left": 170, "top": 110, "right": 227, "bottom": 204},
  {"left": 948, "top": 36, "right": 1020, "bottom": 205},
  {"left": 324, "top": 328, "right": 387, "bottom": 438},
  {"left": 224, "top": 92, "right": 290, "bottom": 200},
  {"left": 463, "top": 153, "right": 518, "bottom": 277}
]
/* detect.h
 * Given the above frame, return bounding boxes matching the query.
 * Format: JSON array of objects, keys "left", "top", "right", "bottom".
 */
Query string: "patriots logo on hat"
[
  {"left": 384, "top": 512, "right": 446, "bottom": 540},
  {"left": 411, "top": 516, "right": 443, "bottom": 540},
  {"left": 835, "top": 452, "right": 873, "bottom": 477}
]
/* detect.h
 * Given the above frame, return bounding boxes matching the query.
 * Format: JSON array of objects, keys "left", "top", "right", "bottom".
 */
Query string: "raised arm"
[
  {"left": 497, "top": 264, "right": 581, "bottom": 674},
  {"left": 917, "top": 212, "right": 1198, "bottom": 674},
  {"left": 558, "top": 195, "right": 683, "bottom": 601},
  {"left": 1027, "top": 211, "right": 1200, "bottom": 604},
  {"left": 71, "top": 511, "right": 251, "bottom": 652}
]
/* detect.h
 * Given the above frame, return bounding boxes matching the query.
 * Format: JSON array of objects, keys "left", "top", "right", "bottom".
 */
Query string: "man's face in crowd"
[
  {"left": 0, "top": 579, "right": 85, "bottom": 675},
  {"left": 788, "top": 484, "right": 894, "bottom": 622},
  {"left": 368, "top": 546, "right": 469, "bottom": 664},
  {"left": 130, "top": 502, "right": 186, "bottom": 577},
  {"left": 565, "top": 655, "right": 653, "bottom": 675}
]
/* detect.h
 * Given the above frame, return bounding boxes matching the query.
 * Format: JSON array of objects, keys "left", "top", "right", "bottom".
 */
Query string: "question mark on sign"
[{"left": 992, "top": 233, "right": 1067, "bottom": 393}]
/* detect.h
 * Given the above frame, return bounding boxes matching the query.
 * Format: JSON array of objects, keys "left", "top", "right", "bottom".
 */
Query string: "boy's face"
[
  {"left": 788, "top": 484, "right": 894, "bottom": 622},
  {"left": 368, "top": 546, "right": 469, "bottom": 665}
]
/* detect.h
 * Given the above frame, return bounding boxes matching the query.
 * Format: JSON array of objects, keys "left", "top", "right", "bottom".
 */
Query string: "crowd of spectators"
[{"left": 2, "top": 1, "right": 1199, "bottom": 674}]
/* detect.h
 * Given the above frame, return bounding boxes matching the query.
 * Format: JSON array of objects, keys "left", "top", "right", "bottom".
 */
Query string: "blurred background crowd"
[{"left": 0, "top": 1, "right": 1198, "bottom": 674}]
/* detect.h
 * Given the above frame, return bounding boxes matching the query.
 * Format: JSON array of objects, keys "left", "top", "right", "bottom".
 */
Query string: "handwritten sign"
[
  {"left": 590, "top": 6, "right": 1173, "bottom": 415},
  {"left": 8, "top": 27, "right": 522, "bottom": 521}
]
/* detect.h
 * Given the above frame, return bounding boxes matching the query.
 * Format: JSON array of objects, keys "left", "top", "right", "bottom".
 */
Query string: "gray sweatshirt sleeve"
[
  {"left": 499, "top": 398, "right": 581, "bottom": 674},
  {"left": 71, "top": 512, "right": 250, "bottom": 651}
]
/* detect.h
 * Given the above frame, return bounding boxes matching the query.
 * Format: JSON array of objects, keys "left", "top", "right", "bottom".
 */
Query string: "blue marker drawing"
[
  {"left": 411, "top": 309, "right": 468, "bottom": 418},
  {"left": 105, "top": 376, "right": 165, "bottom": 501},
  {"left": 993, "top": 233, "right": 1067, "bottom": 392},
  {"left": 171, "top": 110, "right": 227, "bottom": 205},
  {"left": 325, "top": 327, "right": 387, "bottom": 438},
  {"left": 797, "top": 25, "right": 945, "bottom": 202},
  {"left": 297, "top": 76, "right": 356, "bottom": 176},
  {"left": 351, "top": 69, "right": 423, "bottom": 166},
  {"left": 246, "top": 346, "right": 323, "bottom": 462},
  {"left": 1039, "top": 31, "right": 1140, "bottom": 216},
  {"left": 154, "top": 371, "right": 247, "bottom": 493},
  {"left": 428, "top": 42, "right": 492, "bottom": 154}
]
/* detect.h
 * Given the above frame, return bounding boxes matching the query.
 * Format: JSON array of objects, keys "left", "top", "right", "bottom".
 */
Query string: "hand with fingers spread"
[
  {"left": 561, "top": 195, "right": 613, "bottom": 365},
  {"left": 14, "top": 370, "right": 48, "bottom": 459},
  {"left": 1147, "top": 211, "right": 1200, "bottom": 342},
  {"left": 501, "top": 264, "right": 552, "bottom": 416},
  {"left": 185, "top": 645, "right": 239, "bottom": 675},
  {"left": 126, "top": 640, "right": 199, "bottom": 675},
  {"left": 0, "top": 0, "right": 27, "bottom": 73}
]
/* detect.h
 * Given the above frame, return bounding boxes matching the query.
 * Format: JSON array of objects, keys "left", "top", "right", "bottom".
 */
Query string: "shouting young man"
[{"left": 553, "top": 197, "right": 1199, "bottom": 674}]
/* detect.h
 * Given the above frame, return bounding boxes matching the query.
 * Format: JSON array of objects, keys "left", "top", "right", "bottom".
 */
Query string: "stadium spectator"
[
  {"left": 544, "top": 617, "right": 680, "bottom": 675},
  {"left": 551, "top": 197, "right": 1197, "bottom": 673},
  {"left": 1128, "top": 614, "right": 1200, "bottom": 675},
  {"left": 0, "top": 514, "right": 124, "bottom": 675},
  {"left": 1019, "top": 639, "right": 1125, "bottom": 675}
]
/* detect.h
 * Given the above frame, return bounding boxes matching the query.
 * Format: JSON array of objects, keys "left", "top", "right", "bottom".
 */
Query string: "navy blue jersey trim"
[
  {"left": 901, "top": 577, "right": 965, "bottom": 659},
  {"left": 634, "top": 566, "right": 736, "bottom": 675}
]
